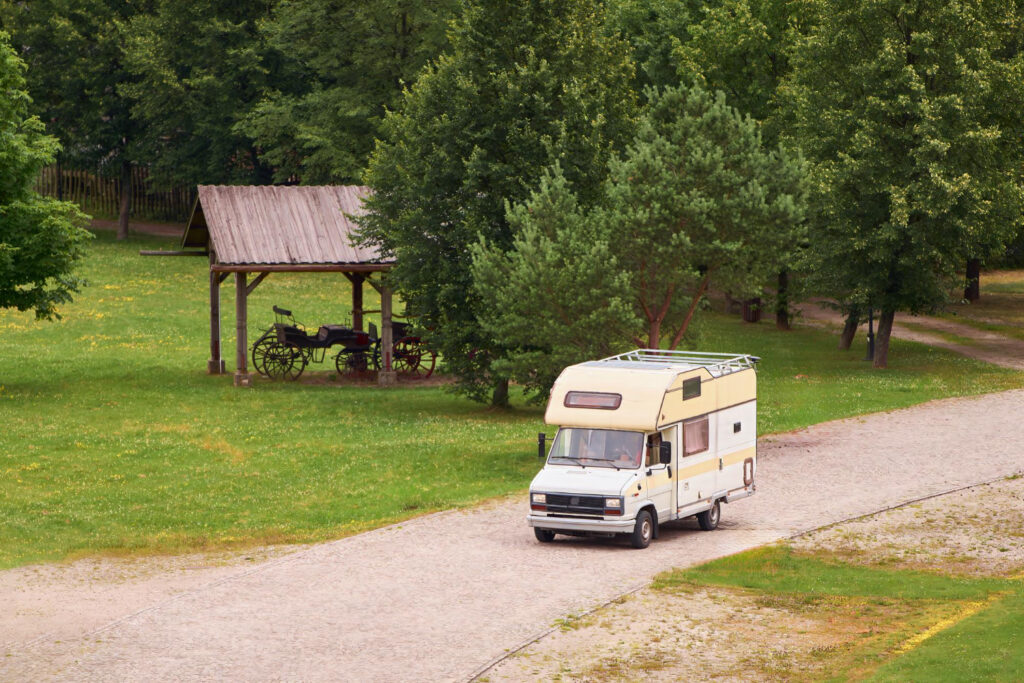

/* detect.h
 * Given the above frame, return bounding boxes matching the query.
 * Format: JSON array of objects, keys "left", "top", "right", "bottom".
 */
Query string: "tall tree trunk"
[
  {"left": 964, "top": 258, "right": 981, "bottom": 302},
  {"left": 647, "top": 319, "right": 661, "bottom": 349},
  {"left": 491, "top": 378, "right": 509, "bottom": 408},
  {"left": 117, "top": 160, "right": 131, "bottom": 240},
  {"left": 775, "top": 269, "right": 791, "bottom": 330},
  {"left": 838, "top": 308, "right": 859, "bottom": 350},
  {"left": 872, "top": 309, "right": 895, "bottom": 368}
]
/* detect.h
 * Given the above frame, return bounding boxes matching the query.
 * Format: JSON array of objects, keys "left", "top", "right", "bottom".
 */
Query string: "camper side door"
[{"left": 676, "top": 414, "right": 717, "bottom": 512}]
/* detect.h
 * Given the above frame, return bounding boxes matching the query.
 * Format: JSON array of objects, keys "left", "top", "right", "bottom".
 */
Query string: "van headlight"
[
  {"left": 531, "top": 493, "right": 546, "bottom": 504},
  {"left": 604, "top": 498, "right": 621, "bottom": 508}
]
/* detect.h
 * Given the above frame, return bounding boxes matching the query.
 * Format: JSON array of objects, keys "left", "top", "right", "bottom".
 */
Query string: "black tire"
[
  {"left": 534, "top": 528, "right": 555, "bottom": 543},
  {"left": 630, "top": 510, "right": 654, "bottom": 549},
  {"left": 697, "top": 499, "right": 721, "bottom": 531}
]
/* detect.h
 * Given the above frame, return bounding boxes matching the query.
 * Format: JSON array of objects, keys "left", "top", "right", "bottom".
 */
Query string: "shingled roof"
[{"left": 182, "top": 185, "right": 390, "bottom": 266}]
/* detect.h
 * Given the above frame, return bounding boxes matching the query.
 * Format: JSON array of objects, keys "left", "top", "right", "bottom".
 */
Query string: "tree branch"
[{"left": 668, "top": 273, "right": 710, "bottom": 350}]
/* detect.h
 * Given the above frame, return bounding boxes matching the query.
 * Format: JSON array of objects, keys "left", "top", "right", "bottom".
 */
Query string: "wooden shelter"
[{"left": 176, "top": 185, "right": 396, "bottom": 386}]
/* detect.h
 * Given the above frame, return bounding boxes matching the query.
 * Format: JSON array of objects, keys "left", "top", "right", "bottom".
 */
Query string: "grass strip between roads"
[
  {"left": 1, "top": 232, "right": 1023, "bottom": 568},
  {"left": 654, "top": 546, "right": 1024, "bottom": 680}
]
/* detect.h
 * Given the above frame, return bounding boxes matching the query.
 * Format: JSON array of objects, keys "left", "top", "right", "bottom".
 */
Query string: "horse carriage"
[{"left": 251, "top": 306, "right": 436, "bottom": 381}]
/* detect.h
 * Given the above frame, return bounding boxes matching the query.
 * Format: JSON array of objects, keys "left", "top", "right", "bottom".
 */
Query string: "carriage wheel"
[
  {"left": 251, "top": 333, "right": 277, "bottom": 377},
  {"left": 336, "top": 349, "right": 373, "bottom": 375},
  {"left": 392, "top": 337, "right": 436, "bottom": 378},
  {"left": 263, "top": 342, "right": 307, "bottom": 380}
]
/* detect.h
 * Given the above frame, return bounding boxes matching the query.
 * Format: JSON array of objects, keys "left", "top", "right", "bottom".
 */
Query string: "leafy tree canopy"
[
  {"left": 358, "top": 0, "right": 637, "bottom": 405},
  {"left": 0, "top": 33, "right": 90, "bottom": 319},
  {"left": 0, "top": 0, "right": 141, "bottom": 170},
  {"left": 120, "top": 0, "right": 286, "bottom": 187},
  {"left": 473, "top": 85, "right": 806, "bottom": 399},
  {"left": 241, "top": 0, "right": 459, "bottom": 184},
  {"left": 785, "top": 0, "right": 1024, "bottom": 366}
]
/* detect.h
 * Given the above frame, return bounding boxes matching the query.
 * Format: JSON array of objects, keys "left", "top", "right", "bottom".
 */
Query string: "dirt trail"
[
  {"left": 798, "top": 301, "right": 1024, "bottom": 370},
  {"left": 3, "top": 389, "right": 1024, "bottom": 682}
]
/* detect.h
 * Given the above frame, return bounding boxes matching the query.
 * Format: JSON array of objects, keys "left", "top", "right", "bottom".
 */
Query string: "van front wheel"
[
  {"left": 697, "top": 500, "right": 721, "bottom": 531},
  {"left": 534, "top": 528, "right": 556, "bottom": 543},
  {"left": 630, "top": 510, "right": 653, "bottom": 549}
]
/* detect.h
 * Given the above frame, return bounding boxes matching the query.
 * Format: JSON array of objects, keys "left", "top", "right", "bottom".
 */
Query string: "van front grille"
[{"left": 545, "top": 493, "right": 606, "bottom": 515}]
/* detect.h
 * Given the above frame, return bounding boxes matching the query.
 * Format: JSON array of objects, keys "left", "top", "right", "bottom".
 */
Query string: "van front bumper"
[{"left": 527, "top": 514, "right": 635, "bottom": 534}]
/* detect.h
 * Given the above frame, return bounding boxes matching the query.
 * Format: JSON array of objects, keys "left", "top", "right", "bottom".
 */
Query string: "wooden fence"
[{"left": 35, "top": 165, "right": 196, "bottom": 223}]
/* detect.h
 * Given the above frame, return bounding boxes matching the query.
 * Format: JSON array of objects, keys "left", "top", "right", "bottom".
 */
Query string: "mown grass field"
[
  {"left": 1, "top": 230, "right": 1022, "bottom": 568},
  {"left": 655, "top": 546, "right": 1024, "bottom": 680}
]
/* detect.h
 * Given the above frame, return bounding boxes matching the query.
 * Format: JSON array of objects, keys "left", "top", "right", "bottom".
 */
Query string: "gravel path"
[{"left": 3, "top": 389, "right": 1024, "bottom": 681}]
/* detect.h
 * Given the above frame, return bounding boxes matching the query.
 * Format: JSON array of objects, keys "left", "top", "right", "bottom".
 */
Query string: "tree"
[
  {"left": 471, "top": 169, "right": 637, "bottom": 401},
  {"left": 0, "top": 33, "right": 91, "bottom": 319},
  {"left": 673, "top": 0, "right": 813, "bottom": 329},
  {"left": 357, "top": 0, "right": 636, "bottom": 405},
  {"left": 472, "top": 85, "right": 806, "bottom": 395},
  {"left": 605, "top": 0, "right": 698, "bottom": 91},
  {"left": 1, "top": 0, "right": 145, "bottom": 239},
  {"left": 786, "top": 0, "right": 1024, "bottom": 367},
  {"left": 240, "top": 0, "right": 458, "bottom": 184},
  {"left": 120, "top": 0, "right": 285, "bottom": 187},
  {"left": 604, "top": 85, "right": 805, "bottom": 348}
]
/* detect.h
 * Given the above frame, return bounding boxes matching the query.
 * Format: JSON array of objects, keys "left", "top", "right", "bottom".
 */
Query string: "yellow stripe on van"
[
  {"left": 676, "top": 458, "right": 720, "bottom": 479},
  {"left": 722, "top": 446, "right": 756, "bottom": 467}
]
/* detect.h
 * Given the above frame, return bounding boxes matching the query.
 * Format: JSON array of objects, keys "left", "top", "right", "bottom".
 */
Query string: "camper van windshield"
[{"left": 548, "top": 428, "right": 644, "bottom": 469}]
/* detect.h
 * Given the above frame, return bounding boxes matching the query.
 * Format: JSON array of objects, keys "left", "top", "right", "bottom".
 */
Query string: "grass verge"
[{"left": 654, "top": 546, "right": 1023, "bottom": 681}]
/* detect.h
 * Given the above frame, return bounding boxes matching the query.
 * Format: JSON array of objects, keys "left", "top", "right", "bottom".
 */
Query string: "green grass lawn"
[
  {"left": 655, "top": 546, "right": 1024, "bottom": 680},
  {"left": 1, "top": 231, "right": 1022, "bottom": 568},
  {"left": 940, "top": 269, "right": 1024, "bottom": 340}
]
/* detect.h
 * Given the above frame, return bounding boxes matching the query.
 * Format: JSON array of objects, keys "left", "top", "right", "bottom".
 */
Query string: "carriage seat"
[{"left": 317, "top": 325, "right": 352, "bottom": 343}]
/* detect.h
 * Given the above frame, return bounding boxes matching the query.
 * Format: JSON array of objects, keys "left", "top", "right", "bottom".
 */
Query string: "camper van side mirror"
[
  {"left": 538, "top": 433, "right": 547, "bottom": 459},
  {"left": 659, "top": 442, "right": 671, "bottom": 464}
]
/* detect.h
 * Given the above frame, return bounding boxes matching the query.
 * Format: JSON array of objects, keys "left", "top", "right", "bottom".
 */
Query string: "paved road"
[{"left": 3, "top": 390, "right": 1024, "bottom": 681}]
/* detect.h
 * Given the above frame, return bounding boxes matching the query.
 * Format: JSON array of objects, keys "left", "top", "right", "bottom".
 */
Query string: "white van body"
[{"left": 527, "top": 349, "right": 758, "bottom": 548}]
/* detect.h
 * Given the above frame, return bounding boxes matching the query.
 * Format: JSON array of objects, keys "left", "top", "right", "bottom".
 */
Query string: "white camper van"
[{"left": 527, "top": 349, "right": 758, "bottom": 549}]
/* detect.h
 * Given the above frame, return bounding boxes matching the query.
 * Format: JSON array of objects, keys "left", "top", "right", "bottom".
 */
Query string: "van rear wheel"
[
  {"left": 534, "top": 528, "right": 556, "bottom": 543},
  {"left": 697, "top": 500, "right": 721, "bottom": 531},
  {"left": 630, "top": 510, "right": 653, "bottom": 549}
]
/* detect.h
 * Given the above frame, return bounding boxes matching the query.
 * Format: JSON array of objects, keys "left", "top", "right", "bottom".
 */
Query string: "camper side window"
[
  {"left": 683, "top": 416, "right": 709, "bottom": 456},
  {"left": 682, "top": 377, "right": 701, "bottom": 400}
]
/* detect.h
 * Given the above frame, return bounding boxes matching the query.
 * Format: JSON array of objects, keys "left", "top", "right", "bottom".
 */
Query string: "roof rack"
[{"left": 598, "top": 349, "right": 760, "bottom": 377}]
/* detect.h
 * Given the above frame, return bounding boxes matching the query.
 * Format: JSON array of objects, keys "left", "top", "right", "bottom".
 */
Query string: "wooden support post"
[
  {"left": 234, "top": 272, "right": 251, "bottom": 387},
  {"left": 351, "top": 274, "right": 365, "bottom": 331},
  {"left": 378, "top": 284, "right": 397, "bottom": 386},
  {"left": 208, "top": 253, "right": 225, "bottom": 374}
]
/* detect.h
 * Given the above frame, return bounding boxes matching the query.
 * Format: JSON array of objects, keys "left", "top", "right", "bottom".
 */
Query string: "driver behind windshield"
[{"left": 607, "top": 431, "right": 641, "bottom": 468}]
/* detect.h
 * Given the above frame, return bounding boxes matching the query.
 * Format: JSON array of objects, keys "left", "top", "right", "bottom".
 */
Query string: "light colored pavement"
[{"left": 3, "top": 389, "right": 1024, "bottom": 681}]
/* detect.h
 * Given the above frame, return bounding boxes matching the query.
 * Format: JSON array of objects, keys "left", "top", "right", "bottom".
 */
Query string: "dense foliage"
[
  {"left": 241, "top": 0, "right": 459, "bottom": 184},
  {"left": 0, "top": 33, "right": 91, "bottom": 319},
  {"left": 357, "top": 0, "right": 636, "bottom": 404},
  {"left": 120, "top": 0, "right": 285, "bottom": 187},
  {"left": 785, "top": 0, "right": 1024, "bottom": 367},
  {"left": 0, "top": 0, "right": 143, "bottom": 237},
  {"left": 473, "top": 85, "right": 806, "bottom": 398}
]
